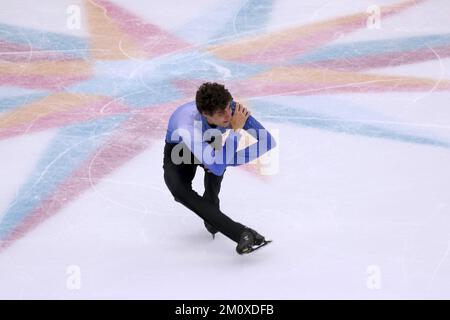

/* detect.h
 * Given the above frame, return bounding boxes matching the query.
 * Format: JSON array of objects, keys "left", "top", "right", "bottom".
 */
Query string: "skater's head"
[{"left": 196, "top": 82, "right": 233, "bottom": 127}]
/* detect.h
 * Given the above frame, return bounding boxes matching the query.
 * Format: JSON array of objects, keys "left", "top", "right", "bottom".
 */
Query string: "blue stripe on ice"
[
  {"left": 67, "top": 52, "right": 266, "bottom": 105},
  {"left": 174, "top": 0, "right": 244, "bottom": 44},
  {"left": 0, "top": 93, "right": 48, "bottom": 113},
  {"left": 91, "top": 51, "right": 266, "bottom": 81},
  {"left": 0, "top": 87, "right": 47, "bottom": 98},
  {"left": 252, "top": 96, "right": 450, "bottom": 149},
  {"left": 148, "top": 51, "right": 267, "bottom": 80},
  {"left": 175, "top": 0, "right": 273, "bottom": 44},
  {"left": 212, "top": 0, "right": 274, "bottom": 41},
  {"left": 0, "top": 114, "right": 129, "bottom": 240},
  {"left": 69, "top": 77, "right": 183, "bottom": 108},
  {"left": 118, "top": 81, "right": 182, "bottom": 107},
  {"left": 68, "top": 76, "right": 140, "bottom": 97},
  {"left": 155, "top": 52, "right": 267, "bottom": 80},
  {"left": 0, "top": 23, "right": 90, "bottom": 59},
  {"left": 292, "top": 33, "right": 450, "bottom": 64}
]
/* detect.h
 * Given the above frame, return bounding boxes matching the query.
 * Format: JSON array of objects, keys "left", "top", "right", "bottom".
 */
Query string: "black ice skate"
[{"left": 236, "top": 228, "right": 272, "bottom": 255}]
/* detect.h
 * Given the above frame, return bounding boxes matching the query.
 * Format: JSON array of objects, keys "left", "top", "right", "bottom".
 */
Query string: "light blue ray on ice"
[
  {"left": 0, "top": 23, "right": 90, "bottom": 59},
  {"left": 251, "top": 96, "right": 450, "bottom": 149},
  {"left": 0, "top": 114, "right": 129, "bottom": 240},
  {"left": 291, "top": 34, "right": 450, "bottom": 65}
]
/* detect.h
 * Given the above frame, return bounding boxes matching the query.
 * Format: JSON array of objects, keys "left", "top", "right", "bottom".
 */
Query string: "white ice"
[{"left": 0, "top": 0, "right": 449, "bottom": 299}]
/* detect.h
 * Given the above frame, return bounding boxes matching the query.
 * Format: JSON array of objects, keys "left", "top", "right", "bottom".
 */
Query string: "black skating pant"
[{"left": 163, "top": 142, "right": 246, "bottom": 243}]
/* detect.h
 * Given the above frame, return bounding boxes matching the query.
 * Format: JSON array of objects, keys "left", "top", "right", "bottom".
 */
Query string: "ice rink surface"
[{"left": 0, "top": 0, "right": 450, "bottom": 299}]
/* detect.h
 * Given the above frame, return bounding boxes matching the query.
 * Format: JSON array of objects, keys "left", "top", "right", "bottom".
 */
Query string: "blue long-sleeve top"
[{"left": 165, "top": 100, "right": 276, "bottom": 176}]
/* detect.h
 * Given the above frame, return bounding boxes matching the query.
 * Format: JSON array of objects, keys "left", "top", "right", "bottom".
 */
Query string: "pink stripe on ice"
[
  {"left": 0, "top": 99, "right": 130, "bottom": 140},
  {"left": 0, "top": 74, "right": 90, "bottom": 90},
  {"left": 228, "top": 80, "right": 450, "bottom": 98},
  {"left": 92, "top": 0, "right": 190, "bottom": 57}
]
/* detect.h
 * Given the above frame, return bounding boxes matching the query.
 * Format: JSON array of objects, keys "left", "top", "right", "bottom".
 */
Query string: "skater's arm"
[
  {"left": 199, "top": 103, "right": 277, "bottom": 171},
  {"left": 173, "top": 103, "right": 276, "bottom": 175},
  {"left": 178, "top": 125, "right": 243, "bottom": 176},
  {"left": 226, "top": 103, "right": 277, "bottom": 166}
]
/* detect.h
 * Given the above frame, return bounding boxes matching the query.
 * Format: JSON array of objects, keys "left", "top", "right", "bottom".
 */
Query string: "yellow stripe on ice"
[
  {"left": 0, "top": 60, "right": 92, "bottom": 77},
  {"left": 249, "top": 67, "right": 450, "bottom": 88},
  {"left": 85, "top": 0, "right": 147, "bottom": 60},
  {"left": 0, "top": 93, "right": 105, "bottom": 128}
]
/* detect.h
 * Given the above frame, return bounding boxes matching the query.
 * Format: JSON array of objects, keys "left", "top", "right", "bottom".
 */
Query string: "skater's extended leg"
[{"left": 163, "top": 143, "right": 245, "bottom": 242}]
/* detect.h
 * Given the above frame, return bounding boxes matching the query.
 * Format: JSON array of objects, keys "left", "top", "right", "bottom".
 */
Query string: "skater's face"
[{"left": 203, "top": 102, "right": 232, "bottom": 127}]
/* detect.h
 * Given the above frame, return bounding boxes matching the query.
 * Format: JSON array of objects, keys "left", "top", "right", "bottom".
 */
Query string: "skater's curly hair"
[{"left": 196, "top": 82, "right": 232, "bottom": 116}]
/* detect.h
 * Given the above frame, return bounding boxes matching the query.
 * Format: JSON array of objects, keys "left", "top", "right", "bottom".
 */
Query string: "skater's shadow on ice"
[{"left": 176, "top": 231, "right": 272, "bottom": 263}]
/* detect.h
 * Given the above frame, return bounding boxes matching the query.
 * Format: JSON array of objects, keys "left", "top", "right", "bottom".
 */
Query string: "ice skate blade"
[{"left": 239, "top": 240, "right": 272, "bottom": 255}]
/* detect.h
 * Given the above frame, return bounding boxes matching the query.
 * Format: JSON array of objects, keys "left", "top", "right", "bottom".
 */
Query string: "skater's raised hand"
[{"left": 231, "top": 102, "right": 250, "bottom": 132}]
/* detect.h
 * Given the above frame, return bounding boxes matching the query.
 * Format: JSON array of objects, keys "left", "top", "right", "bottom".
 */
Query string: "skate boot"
[
  {"left": 246, "top": 227, "right": 265, "bottom": 246},
  {"left": 236, "top": 229, "right": 255, "bottom": 255},
  {"left": 236, "top": 228, "right": 271, "bottom": 255}
]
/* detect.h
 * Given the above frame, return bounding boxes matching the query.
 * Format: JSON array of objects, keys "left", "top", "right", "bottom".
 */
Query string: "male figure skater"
[{"left": 163, "top": 82, "right": 276, "bottom": 254}]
